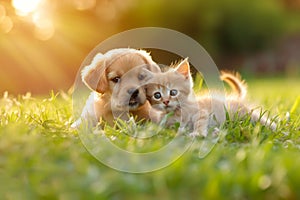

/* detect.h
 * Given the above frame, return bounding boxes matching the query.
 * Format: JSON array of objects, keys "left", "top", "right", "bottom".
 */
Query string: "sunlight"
[
  {"left": 73, "top": 0, "right": 96, "bottom": 10},
  {"left": 33, "top": 12, "right": 54, "bottom": 40},
  {"left": 12, "top": 0, "right": 43, "bottom": 16},
  {"left": 0, "top": 4, "right": 5, "bottom": 21},
  {"left": 11, "top": 0, "right": 55, "bottom": 40},
  {"left": 0, "top": 4, "right": 13, "bottom": 33},
  {"left": 0, "top": 16, "right": 13, "bottom": 33}
]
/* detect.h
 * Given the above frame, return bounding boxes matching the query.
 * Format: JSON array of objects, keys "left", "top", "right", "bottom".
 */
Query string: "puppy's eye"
[
  {"left": 111, "top": 77, "right": 120, "bottom": 83},
  {"left": 170, "top": 89, "right": 178, "bottom": 96},
  {"left": 138, "top": 73, "right": 146, "bottom": 80},
  {"left": 153, "top": 92, "right": 161, "bottom": 100}
]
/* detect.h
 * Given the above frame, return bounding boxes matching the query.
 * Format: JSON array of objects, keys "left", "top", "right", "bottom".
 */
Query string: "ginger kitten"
[
  {"left": 145, "top": 59, "right": 276, "bottom": 137},
  {"left": 145, "top": 59, "right": 208, "bottom": 136}
]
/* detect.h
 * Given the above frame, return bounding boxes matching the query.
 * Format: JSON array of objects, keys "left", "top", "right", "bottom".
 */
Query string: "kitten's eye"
[
  {"left": 170, "top": 89, "right": 178, "bottom": 96},
  {"left": 153, "top": 92, "right": 162, "bottom": 100},
  {"left": 111, "top": 77, "right": 120, "bottom": 83}
]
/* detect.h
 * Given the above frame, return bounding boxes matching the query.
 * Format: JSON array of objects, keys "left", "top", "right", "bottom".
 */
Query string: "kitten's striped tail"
[{"left": 220, "top": 71, "right": 247, "bottom": 99}]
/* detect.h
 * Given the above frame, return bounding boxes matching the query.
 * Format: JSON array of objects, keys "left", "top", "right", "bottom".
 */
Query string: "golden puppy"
[{"left": 72, "top": 48, "right": 161, "bottom": 128}]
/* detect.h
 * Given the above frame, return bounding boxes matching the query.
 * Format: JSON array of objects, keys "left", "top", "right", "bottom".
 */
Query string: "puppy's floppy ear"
[
  {"left": 146, "top": 63, "right": 161, "bottom": 73},
  {"left": 81, "top": 53, "right": 108, "bottom": 93},
  {"left": 140, "top": 68, "right": 155, "bottom": 83},
  {"left": 136, "top": 49, "right": 161, "bottom": 73}
]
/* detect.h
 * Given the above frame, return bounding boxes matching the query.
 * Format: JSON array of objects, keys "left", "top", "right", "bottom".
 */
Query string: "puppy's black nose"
[{"left": 128, "top": 88, "right": 139, "bottom": 98}]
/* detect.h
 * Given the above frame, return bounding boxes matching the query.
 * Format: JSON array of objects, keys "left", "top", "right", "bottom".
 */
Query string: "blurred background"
[{"left": 0, "top": 0, "right": 300, "bottom": 95}]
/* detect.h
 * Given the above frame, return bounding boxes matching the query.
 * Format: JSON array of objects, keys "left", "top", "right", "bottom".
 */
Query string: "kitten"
[
  {"left": 145, "top": 58, "right": 209, "bottom": 136},
  {"left": 145, "top": 59, "right": 276, "bottom": 137}
]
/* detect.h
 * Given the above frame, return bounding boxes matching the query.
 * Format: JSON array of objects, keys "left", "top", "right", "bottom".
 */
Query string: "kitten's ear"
[
  {"left": 81, "top": 53, "right": 108, "bottom": 93},
  {"left": 176, "top": 58, "right": 191, "bottom": 79}
]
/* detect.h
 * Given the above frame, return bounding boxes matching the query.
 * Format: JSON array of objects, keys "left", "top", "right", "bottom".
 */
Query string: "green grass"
[{"left": 0, "top": 78, "right": 300, "bottom": 200}]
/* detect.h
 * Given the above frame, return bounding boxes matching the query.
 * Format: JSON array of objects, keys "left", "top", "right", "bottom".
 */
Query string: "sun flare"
[{"left": 12, "top": 0, "right": 43, "bottom": 16}]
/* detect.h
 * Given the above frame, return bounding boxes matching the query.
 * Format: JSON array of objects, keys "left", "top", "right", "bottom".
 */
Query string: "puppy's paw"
[{"left": 71, "top": 119, "right": 81, "bottom": 129}]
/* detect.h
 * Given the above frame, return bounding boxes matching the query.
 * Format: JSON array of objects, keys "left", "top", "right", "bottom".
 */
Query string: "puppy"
[{"left": 72, "top": 48, "right": 161, "bottom": 128}]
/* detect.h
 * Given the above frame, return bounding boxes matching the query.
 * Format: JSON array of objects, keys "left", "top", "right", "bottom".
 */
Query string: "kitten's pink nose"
[{"left": 163, "top": 100, "right": 169, "bottom": 106}]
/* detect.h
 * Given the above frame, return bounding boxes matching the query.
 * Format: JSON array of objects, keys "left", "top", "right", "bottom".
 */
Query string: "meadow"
[{"left": 0, "top": 77, "right": 299, "bottom": 200}]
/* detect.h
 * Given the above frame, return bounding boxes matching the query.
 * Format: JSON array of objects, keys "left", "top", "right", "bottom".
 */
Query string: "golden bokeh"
[
  {"left": 12, "top": 0, "right": 43, "bottom": 16},
  {"left": 0, "top": 0, "right": 299, "bottom": 95}
]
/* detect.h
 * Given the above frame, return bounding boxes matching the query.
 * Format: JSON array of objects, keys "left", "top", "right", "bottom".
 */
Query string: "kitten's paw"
[
  {"left": 211, "top": 127, "right": 220, "bottom": 137},
  {"left": 189, "top": 129, "right": 207, "bottom": 138},
  {"left": 178, "top": 127, "right": 186, "bottom": 135},
  {"left": 189, "top": 131, "right": 199, "bottom": 138}
]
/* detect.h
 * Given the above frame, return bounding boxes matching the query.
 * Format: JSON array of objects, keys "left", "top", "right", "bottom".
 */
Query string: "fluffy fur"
[
  {"left": 220, "top": 70, "right": 247, "bottom": 99},
  {"left": 145, "top": 58, "right": 276, "bottom": 137}
]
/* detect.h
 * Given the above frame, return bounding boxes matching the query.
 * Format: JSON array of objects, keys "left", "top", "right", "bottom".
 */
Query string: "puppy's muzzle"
[{"left": 128, "top": 88, "right": 140, "bottom": 107}]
